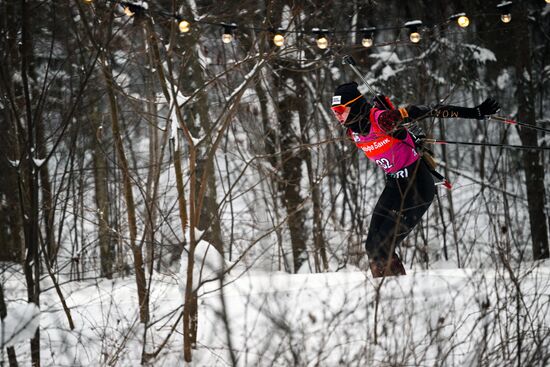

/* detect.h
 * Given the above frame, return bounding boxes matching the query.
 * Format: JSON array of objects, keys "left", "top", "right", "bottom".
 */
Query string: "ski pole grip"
[{"left": 342, "top": 55, "right": 356, "bottom": 65}]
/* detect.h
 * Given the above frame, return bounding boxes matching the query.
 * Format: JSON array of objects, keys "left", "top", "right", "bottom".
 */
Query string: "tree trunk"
[
  {"left": 20, "top": 0, "right": 40, "bottom": 364},
  {"left": 36, "top": 121, "right": 57, "bottom": 264},
  {"left": 300, "top": 78, "right": 328, "bottom": 272},
  {"left": 101, "top": 55, "right": 149, "bottom": 323},
  {"left": 276, "top": 70, "right": 308, "bottom": 273},
  {"left": 514, "top": 10, "right": 549, "bottom": 260},
  {"left": 0, "top": 284, "right": 19, "bottom": 366},
  {"left": 92, "top": 110, "right": 113, "bottom": 278}
]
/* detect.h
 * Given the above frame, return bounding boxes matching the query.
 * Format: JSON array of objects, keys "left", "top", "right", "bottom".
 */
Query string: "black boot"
[{"left": 369, "top": 253, "right": 406, "bottom": 278}]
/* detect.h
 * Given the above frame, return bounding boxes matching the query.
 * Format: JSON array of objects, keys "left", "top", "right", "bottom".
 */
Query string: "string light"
[
  {"left": 222, "top": 24, "right": 237, "bottom": 44},
  {"left": 497, "top": 1, "right": 513, "bottom": 23},
  {"left": 316, "top": 34, "right": 328, "bottom": 49},
  {"left": 178, "top": 19, "right": 191, "bottom": 33},
  {"left": 312, "top": 28, "right": 329, "bottom": 49},
  {"left": 450, "top": 13, "right": 470, "bottom": 28},
  {"left": 405, "top": 20, "right": 422, "bottom": 43},
  {"left": 360, "top": 27, "right": 375, "bottom": 48},
  {"left": 120, "top": 1, "right": 147, "bottom": 17},
  {"left": 99, "top": 3, "right": 525, "bottom": 49},
  {"left": 123, "top": 5, "right": 135, "bottom": 17},
  {"left": 409, "top": 31, "right": 421, "bottom": 43},
  {"left": 273, "top": 29, "right": 285, "bottom": 47}
]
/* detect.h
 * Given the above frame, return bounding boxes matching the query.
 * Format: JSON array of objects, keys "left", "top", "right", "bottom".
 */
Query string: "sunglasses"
[{"left": 331, "top": 95, "right": 362, "bottom": 122}]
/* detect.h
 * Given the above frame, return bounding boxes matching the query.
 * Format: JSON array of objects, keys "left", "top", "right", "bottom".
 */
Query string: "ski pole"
[
  {"left": 341, "top": 55, "right": 388, "bottom": 109},
  {"left": 489, "top": 115, "right": 550, "bottom": 134},
  {"left": 422, "top": 138, "right": 550, "bottom": 151}
]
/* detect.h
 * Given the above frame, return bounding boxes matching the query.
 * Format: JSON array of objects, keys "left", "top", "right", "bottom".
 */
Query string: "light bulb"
[
  {"left": 497, "top": 2, "right": 513, "bottom": 23},
  {"left": 361, "top": 37, "right": 373, "bottom": 48},
  {"left": 178, "top": 20, "right": 190, "bottom": 33},
  {"left": 222, "top": 33, "right": 233, "bottom": 44},
  {"left": 404, "top": 20, "right": 422, "bottom": 44},
  {"left": 410, "top": 31, "right": 421, "bottom": 43},
  {"left": 273, "top": 33, "right": 285, "bottom": 47},
  {"left": 360, "top": 27, "right": 376, "bottom": 48},
  {"left": 123, "top": 6, "right": 135, "bottom": 17},
  {"left": 546, "top": 0, "right": 550, "bottom": 4},
  {"left": 501, "top": 13, "right": 512, "bottom": 23},
  {"left": 83, "top": 0, "right": 93, "bottom": 3},
  {"left": 457, "top": 15, "right": 470, "bottom": 28},
  {"left": 316, "top": 35, "right": 328, "bottom": 49},
  {"left": 222, "top": 25, "right": 236, "bottom": 44}
]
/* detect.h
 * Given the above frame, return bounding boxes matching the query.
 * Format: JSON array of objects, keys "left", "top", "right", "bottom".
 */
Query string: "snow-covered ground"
[{"left": 3, "top": 259, "right": 550, "bottom": 366}]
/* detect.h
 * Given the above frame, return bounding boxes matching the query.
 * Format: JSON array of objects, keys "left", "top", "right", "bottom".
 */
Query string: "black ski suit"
[
  {"left": 349, "top": 101, "right": 497, "bottom": 263},
  {"left": 347, "top": 105, "right": 436, "bottom": 262},
  {"left": 331, "top": 81, "right": 499, "bottom": 276}
]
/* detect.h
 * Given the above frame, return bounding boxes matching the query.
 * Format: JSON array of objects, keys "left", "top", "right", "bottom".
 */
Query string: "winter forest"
[{"left": 1, "top": 0, "right": 550, "bottom": 366}]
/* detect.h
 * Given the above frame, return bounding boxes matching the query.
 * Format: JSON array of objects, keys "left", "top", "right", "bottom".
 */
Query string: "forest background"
[{"left": 1, "top": 0, "right": 549, "bottom": 365}]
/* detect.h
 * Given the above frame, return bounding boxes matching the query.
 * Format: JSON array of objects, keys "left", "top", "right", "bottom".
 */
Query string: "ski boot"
[{"left": 369, "top": 253, "right": 406, "bottom": 278}]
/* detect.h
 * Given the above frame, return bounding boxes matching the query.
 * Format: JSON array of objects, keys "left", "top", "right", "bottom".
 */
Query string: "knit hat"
[
  {"left": 332, "top": 82, "right": 371, "bottom": 125},
  {"left": 332, "top": 82, "right": 363, "bottom": 107}
]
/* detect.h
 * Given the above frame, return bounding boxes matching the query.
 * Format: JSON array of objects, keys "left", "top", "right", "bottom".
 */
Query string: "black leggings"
[{"left": 364, "top": 159, "right": 435, "bottom": 260}]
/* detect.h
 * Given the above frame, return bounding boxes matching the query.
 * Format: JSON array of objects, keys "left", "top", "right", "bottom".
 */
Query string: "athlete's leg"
[{"left": 365, "top": 161, "right": 435, "bottom": 276}]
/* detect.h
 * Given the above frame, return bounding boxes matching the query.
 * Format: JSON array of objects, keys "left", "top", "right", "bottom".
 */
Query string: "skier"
[{"left": 331, "top": 82, "right": 500, "bottom": 277}]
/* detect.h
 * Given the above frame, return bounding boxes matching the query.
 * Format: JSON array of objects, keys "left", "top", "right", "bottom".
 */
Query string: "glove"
[
  {"left": 427, "top": 98, "right": 501, "bottom": 120},
  {"left": 378, "top": 110, "right": 402, "bottom": 132},
  {"left": 408, "top": 123, "right": 426, "bottom": 141},
  {"left": 474, "top": 98, "right": 500, "bottom": 119},
  {"left": 408, "top": 123, "right": 434, "bottom": 155}
]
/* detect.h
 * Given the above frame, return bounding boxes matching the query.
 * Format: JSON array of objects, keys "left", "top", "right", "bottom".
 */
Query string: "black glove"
[
  {"left": 408, "top": 123, "right": 434, "bottom": 155},
  {"left": 408, "top": 123, "right": 426, "bottom": 141},
  {"left": 474, "top": 98, "right": 500, "bottom": 119}
]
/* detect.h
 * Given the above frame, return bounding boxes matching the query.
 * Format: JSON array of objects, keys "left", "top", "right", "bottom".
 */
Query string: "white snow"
[
  {"left": 404, "top": 20, "right": 423, "bottom": 27},
  {"left": 463, "top": 44, "right": 497, "bottom": 63},
  {"left": 3, "top": 261, "right": 550, "bottom": 365},
  {"left": 32, "top": 158, "right": 46, "bottom": 168},
  {"left": 179, "top": 229, "right": 228, "bottom": 291},
  {"left": 369, "top": 49, "right": 402, "bottom": 64},
  {"left": 379, "top": 65, "right": 397, "bottom": 81},
  {"left": 0, "top": 302, "right": 40, "bottom": 348},
  {"left": 497, "top": 69, "right": 511, "bottom": 90}
]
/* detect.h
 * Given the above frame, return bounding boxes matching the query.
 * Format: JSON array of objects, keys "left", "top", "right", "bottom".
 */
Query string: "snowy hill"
[{"left": 3, "top": 261, "right": 550, "bottom": 366}]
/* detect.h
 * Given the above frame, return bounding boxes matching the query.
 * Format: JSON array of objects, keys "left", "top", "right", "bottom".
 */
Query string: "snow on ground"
[
  {"left": 0, "top": 301, "right": 40, "bottom": 347},
  {"left": 3, "top": 259, "right": 550, "bottom": 366}
]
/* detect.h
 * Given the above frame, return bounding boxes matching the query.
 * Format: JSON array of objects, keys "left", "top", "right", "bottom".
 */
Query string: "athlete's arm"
[{"left": 406, "top": 98, "right": 500, "bottom": 121}]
